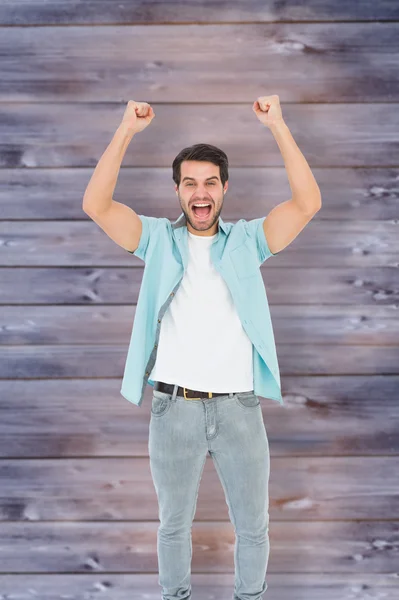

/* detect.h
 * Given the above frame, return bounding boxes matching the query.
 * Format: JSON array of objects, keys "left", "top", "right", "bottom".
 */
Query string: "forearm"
[
  {"left": 268, "top": 120, "right": 321, "bottom": 213},
  {"left": 82, "top": 124, "right": 135, "bottom": 215}
]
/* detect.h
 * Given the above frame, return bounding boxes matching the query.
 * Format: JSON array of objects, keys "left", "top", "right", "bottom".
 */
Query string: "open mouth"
[{"left": 192, "top": 203, "right": 212, "bottom": 220}]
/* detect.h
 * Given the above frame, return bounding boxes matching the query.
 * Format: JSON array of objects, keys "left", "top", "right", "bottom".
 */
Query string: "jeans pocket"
[
  {"left": 235, "top": 392, "right": 260, "bottom": 409},
  {"left": 151, "top": 390, "right": 172, "bottom": 417}
]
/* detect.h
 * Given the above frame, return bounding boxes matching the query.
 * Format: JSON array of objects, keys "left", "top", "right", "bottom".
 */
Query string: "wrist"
[
  {"left": 117, "top": 122, "right": 136, "bottom": 141},
  {"left": 268, "top": 119, "right": 288, "bottom": 133}
]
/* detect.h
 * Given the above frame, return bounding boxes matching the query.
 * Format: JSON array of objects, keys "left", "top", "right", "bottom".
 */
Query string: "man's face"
[{"left": 175, "top": 160, "right": 228, "bottom": 236}]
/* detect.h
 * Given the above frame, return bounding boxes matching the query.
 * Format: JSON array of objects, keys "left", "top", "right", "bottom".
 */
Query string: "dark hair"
[{"left": 172, "top": 143, "right": 229, "bottom": 188}]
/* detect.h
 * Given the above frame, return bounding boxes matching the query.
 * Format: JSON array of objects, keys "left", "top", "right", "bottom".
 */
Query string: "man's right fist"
[{"left": 121, "top": 100, "right": 155, "bottom": 134}]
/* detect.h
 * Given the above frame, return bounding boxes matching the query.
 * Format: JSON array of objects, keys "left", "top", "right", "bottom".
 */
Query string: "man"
[{"left": 83, "top": 96, "right": 322, "bottom": 600}]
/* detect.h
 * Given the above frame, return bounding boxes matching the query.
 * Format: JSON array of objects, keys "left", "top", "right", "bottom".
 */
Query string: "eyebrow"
[{"left": 182, "top": 176, "right": 219, "bottom": 182}]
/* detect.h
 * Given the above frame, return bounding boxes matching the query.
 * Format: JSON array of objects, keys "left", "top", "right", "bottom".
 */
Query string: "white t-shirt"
[{"left": 149, "top": 230, "right": 253, "bottom": 393}]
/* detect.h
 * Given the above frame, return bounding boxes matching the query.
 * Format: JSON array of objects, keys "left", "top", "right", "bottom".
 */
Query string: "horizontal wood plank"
[
  {"left": 1, "top": 105, "right": 399, "bottom": 168},
  {"left": 1, "top": 220, "right": 399, "bottom": 267},
  {"left": 2, "top": 344, "right": 399, "bottom": 378},
  {"left": 1, "top": 1, "right": 398, "bottom": 592},
  {"left": 0, "top": 521, "right": 398, "bottom": 573},
  {"left": 0, "top": 456, "right": 398, "bottom": 521},
  {"left": 0, "top": 573, "right": 397, "bottom": 600},
  {"left": 1, "top": 305, "right": 398, "bottom": 344},
  {"left": 0, "top": 572, "right": 398, "bottom": 600},
  {"left": 1, "top": 167, "right": 398, "bottom": 221},
  {"left": 0, "top": 267, "right": 397, "bottom": 304},
  {"left": 1, "top": 0, "right": 399, "bottom": 24},
  {"left": 0, "top": 24, "right": 399, "bottom": 102},
  {"left": 0, "top": 378, "right": 397, "bottom": 457}
]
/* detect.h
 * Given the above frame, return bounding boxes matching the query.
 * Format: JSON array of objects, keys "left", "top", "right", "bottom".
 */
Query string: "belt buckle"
[{"left": 183, "top": 387, "right": 213, "bottom": 401}]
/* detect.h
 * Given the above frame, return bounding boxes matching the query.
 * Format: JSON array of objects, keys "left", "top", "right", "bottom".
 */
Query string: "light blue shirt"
[{"left": 121, "top": 211, "right": 285, "bottom": 407}]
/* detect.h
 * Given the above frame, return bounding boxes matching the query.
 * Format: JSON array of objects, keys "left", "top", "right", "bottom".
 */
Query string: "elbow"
[
  {"left": 82, "top": 197, "right": 89, "bottom": 213},
  {"left": 315, "top": 188, "right": 322, "bottom": 208},
  {"left": 293, "top": 190, "right": 322, "bottom": 216},
  {"left": 309, "top": 192, "right": 322, "bottom": 214},
  {"left": 82, "top": 198, "right": 94, "bottom": 215}
]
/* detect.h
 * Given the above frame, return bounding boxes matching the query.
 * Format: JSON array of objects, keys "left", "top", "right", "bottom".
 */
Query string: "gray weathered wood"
[
  {"left": 1, "top": 0, "right": 398, "bottom": 591},
  {"left": 0, "top": 573, "right": 396, "bottom": 600},
  {"left": 0, "top": 24, "right": 399, "bottom": 102},
  {"left": 1, "top": 220, "right": 399, "bottom": 267},
  {"left": 0, "top": 268, "right": 398, "bottom": 304},
  {"left": 0, "top": 521, "right": 398, "bottom": 573},
  {"left": 1, "top": 0, "right": 399, "bottom": 24},
  {"left": 0, "top": 377, "right": 398, "bottom": 457},
  {"left": 1, "top": 104, "right": 399, "bottom": 168},
  {"left": 0, "top": 456, "right": 398, "bottom": 520},
  {"left": 1, "top": 305, "right": 399, "bottom": 343},
  {"left": 2, "top": 344, "right": 399, "bottom": 378},
  {"left": 1, "top": 166, "right": 398, "bottom": 220}
]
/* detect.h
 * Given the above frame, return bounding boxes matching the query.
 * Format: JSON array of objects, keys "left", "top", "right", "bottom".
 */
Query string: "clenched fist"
[
  {"left": 253, "top": 95, "right": 284, "bottom": 128},
  {"left": 120, "top": 100, "right": 156, "bottom": 135}
]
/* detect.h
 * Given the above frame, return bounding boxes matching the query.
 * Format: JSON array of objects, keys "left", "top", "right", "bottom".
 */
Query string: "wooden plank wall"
[{"left": 0, "top": 1, "right": 398, "bottom": 598}]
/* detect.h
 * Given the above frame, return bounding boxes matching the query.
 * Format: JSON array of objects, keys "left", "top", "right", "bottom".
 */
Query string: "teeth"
[{"left": 193, "top": 203, "right": 211, "bottom": 207}]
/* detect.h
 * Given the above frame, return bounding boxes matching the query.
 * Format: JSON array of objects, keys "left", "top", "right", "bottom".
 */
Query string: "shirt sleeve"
[
  {"left": 126, "top": 215, "right": 161, "bottom": 262},
  {"left": 245, "top": 216, "right": 279, "bottom": 265}
]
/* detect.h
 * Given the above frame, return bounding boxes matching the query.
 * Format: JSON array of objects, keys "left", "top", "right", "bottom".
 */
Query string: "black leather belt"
[{"left": 154, "top": 380, "right": 253, "bottom": 400}]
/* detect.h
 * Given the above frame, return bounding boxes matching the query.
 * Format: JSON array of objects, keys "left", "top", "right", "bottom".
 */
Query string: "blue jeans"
[{"left": 148, "top": 384, "right": 271, "bottom": 600}]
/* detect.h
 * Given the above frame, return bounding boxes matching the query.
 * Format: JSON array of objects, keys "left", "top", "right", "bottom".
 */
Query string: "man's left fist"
[{"left": 253, "top": 95, "right": 284, "bottom": 128}]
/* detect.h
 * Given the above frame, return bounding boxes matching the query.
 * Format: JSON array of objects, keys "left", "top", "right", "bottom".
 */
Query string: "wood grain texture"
[
  {"left": 0, "top": 23, "right": 399, "bottom": 102},
  {"left": 1, "top": 166, "right": 398, "bottom": 220},
  {"left": 1, "top": 104, "right": 399, "bottom": 168},
  {"left": 1, "top": 0, "right": 399, "bottom": 24},
  {"left": 0, "top": 456, "right": 398, "bottom": 520},
  {"left": 0, "top": 0, "right": 398, "bottom": 595},
  {"left": 0, "top": 378, "right": 398, "bottom": 457},
  {"left": 1, "top": 305, "right": 399, "bottom": 342},
  {"left": 1, "top": 267, "right": 398, "bottom": 303},
  {"left": 0, "top": 520, "right": 398, "bottom": 573},
  {"left": 0, "top": 573, "right": 397, "bottom": 600},
  {"left": 2, "top": 220, "right": 399, "bottom": 266}
]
